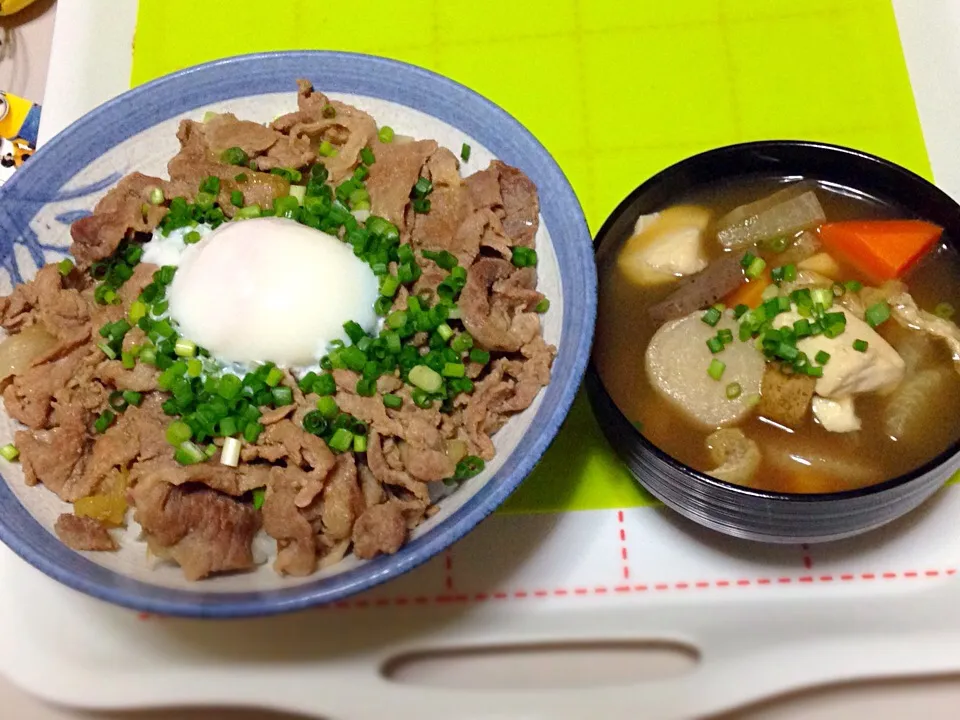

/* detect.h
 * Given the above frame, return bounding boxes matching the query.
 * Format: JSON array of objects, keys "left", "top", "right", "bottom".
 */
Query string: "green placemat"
[{"left": 130, "top": 0, "right": 931, "bottom": 513}]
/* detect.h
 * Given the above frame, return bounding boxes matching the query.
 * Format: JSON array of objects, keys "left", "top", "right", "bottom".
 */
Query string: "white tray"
[{"left": 4, "top": 1, "right": 960, "bottom": 717}]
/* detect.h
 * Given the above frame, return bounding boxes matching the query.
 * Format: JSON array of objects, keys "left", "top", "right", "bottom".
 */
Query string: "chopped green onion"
[
  {"left": 297, "top": 371, "right": 318, "bottom": 394},
  {"left": 821, "top": 311, "right": 847, "bottom": 338},
  {"left": 744, "top": 255, "right": 767, "bottom": 280},
  {"left": 815, "top": 350, "right": 831, "bottom": 365},
  {"left": 108, "top": 390, "right": 128, "bottom": 412},
  {"left": 220, "top": 147, "right": 249, "bottom": 166},
  {"left": 174, "top": 440, "right": 206, "bottom": 466},
  {"left": 469, "top": 348, "right": 490, "bottom": 365},
  {"left": 228, "top": 189, "right": 244, "bottom": 207},
  {"left": 409, "top": 365, "right": 443, "bottom": 393},
  {"left": 199, "top": 175, "right": 220, "bottom": 196},
  {"left": 733, "top": 303, "right": 749, "bottom": 319},
  {"left": 316, "top": 395, "right": 339, "bottom": 419},
  {"left": 268, "top": 386, "right": 291, "bottom": 407},
  {"left": 314, "top": 373, "right": 337, "bottom": 396},
  {"left": 120, "top": 391, "right": 142, "bottom": 409},
  {"left": 186, "top": 358, "right": 202, "bottom": 377},
  {"left": 805, "top": 365, "right": 824, "bottom": 378},
  {"left": 777, "top": 342, "right": 799, "bottom": 361},
  {"left": 701, "top": 307, "right": 722, "bottom": 327},
  {"left": 94, "top": 410, "right": 116, "bottom": 434},
  {"left": 740, "top": 252, "right": 757, "bottom": 269},
  {"left": 454, "top": 455, "right": 485, "bottom": 480},
  {"left": 437, "top": 323, "right": 455, "bottom": 341},
  {"left": 535, "top": 298, "right": 550, "bottom": 313},
  {"left": 725, "top": 382, "right": 742, "bottom": 400},
  {"left": 128, "top": 300, "right": 148, "bottom": 324},
  {"left": 379, "top": 274, "right": 400, "bottom": 298},
  {"left": 865, "top": 301, "right": 891, "bottom": 328},
  {"left": 421, "top": 249, "right": 458, "bottom": 270},
  {"left": 450, "top": 332, "right": 474, "bottom": 353},
  {"left": 217, "top": 373, "right": 241, "bottom": 400},
  {"left": 328, "top": 428, "right": 354, "bottom": 453},
  {"left": 761, "top": 284, "right": 780, "bottom": 302},
  {"left": 853, "top": 338, "right": 869, "bottom": 353},
  {"left": 461, "top": 143, "right": 471, "bottom": 162},
  {"left": 352, "top": 433, "right": 367, "bottom": 453},
  {"left": 166, "top": 420, "right": 193, "bottom": 446},
  {"left": 302, "top": 411, "right": 328, "bottom": 437},
  {"left": 174, "top": 338, "right": 197, "bottom": 357},
  {"left": 384, "top": 331, "right": 402, "bottom": 354},
  {"left": 412, "top": 388, "right": 433, "bottom": 409},
  {"left": 360, "top": 146, "right": 375, "bottom": 166},
  {"left": 717, "top": 328, "right": 734, "bottom": 344},
  {"left": 793, "top": 319, "right": 812, "bottom": 338},
  {"left": 387, "top": 310, "right": 408, "bottom": 329},
  {"left": 378, "top": 126, "right": 395, "bottom": 143},
  {"left": 97, "top": 342, "right": 116, "bottom": 360},
  {"left": 442, "top": 362, "right": 466, "bottom": 378},
  {"left": 251, "top": 487, "right": 266, "bottom": 509},
  {"left": 511, "top": 247, "right": 538, "bottom": 268},
  {"left": 121, "top": 351, "right": 136, "bottom": 369},
  {"left": 270, "top": 167, "right": 303, "bottom": 183},
  {"left": 412, "top": 197, "right": 431, "bottom": 214},
  {"left": 764, "top": 236, "right": 789, "bottom": 253},
  {"left": 243, "top": 422, "right": 264, "bottom": 444},
  {"left": 707, "top": 359, "right": 726, "bottom": 381},
  {"left": 383, "top": 394, "right": 403, "bottom": 409},
  {"left": 706, "top": 336, "right": 725, "bottom": 354},
  {"left": 264, "top": 366, "right": 285, "bottom": 387},
  {"left": 810, "top": 287, "right": 834, "bottom": 310},
  {"left": 844, "top": 280, "right": 863, "bottom": 293},
  {"left": 235, "top": 205, "right": 262, "bottom": 220},
  {"left": 413, "top": 177, "right": 433, "bottom": 197},
  {"left": 217, "top": 416, "right": 238, "bottom": 438},
  {"left": 0, "top": 443, "right": 19, "bottom": 461},
  {"left": 935, "top": 302, "right": 956, "bottom": 320},
  {"left": 57, "top": 258, "right": 74, "bottom": 276},
  {"left": 318, "top": 140, "right": 338, "bottom": 157}
]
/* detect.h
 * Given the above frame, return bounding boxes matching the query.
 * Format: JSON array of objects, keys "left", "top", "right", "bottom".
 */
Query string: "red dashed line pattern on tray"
[
  {"left": 617, "top": 510, "right": 630, "bottom": 580},
  {"left": 444, "top": 549, "right": 454, "bottom": 591},
  {"left": 130, "top": 509, "right": 952, "bottom": 621},
  {"left": 133, "top": 568, "right": 956, "bottom": 620}
]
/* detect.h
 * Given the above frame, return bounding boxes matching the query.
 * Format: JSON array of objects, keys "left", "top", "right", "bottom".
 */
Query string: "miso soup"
[{"left": 594, "top": 178, "right": 960, "bottom": 494}]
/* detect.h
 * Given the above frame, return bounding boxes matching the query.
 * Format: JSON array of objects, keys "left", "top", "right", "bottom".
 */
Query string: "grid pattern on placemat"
[{"left": 130, "top": 0, "right": 931, "bottom": 514}]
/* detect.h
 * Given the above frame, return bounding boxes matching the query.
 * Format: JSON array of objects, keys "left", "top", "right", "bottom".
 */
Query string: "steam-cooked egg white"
[{"left": 157, "top": 217, "right": 378, "bottom": 366}]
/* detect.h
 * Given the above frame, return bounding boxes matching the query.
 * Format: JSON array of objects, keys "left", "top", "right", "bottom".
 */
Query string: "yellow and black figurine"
[
  {"left": 0, "top": 0, "right": 43, "bottom": 16},
  {"left": 0, "top": 91, "right": 40, "bottom": 179}
]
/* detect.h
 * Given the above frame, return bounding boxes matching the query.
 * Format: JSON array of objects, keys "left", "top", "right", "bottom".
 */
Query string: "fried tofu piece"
[{"left": 757, "top": 365, "right": 816, "bottom": 428}]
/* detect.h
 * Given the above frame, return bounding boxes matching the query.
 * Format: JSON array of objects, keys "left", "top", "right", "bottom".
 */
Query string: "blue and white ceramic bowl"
[{"left": 0, "top": 52, "right": 595, "bottom": 617}]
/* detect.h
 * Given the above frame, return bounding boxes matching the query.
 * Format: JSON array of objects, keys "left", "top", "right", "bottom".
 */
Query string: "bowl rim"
[
  {"left": 590, "top": 139, "right": 960, "bottom": 504},
  {"left": 0, "top": 50, "right": 597, "bottom": 617}
]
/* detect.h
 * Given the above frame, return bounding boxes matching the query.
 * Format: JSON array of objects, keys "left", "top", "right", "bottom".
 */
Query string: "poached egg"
[{"left": 151, "top": 217, "right": 378, "bottom": 367}]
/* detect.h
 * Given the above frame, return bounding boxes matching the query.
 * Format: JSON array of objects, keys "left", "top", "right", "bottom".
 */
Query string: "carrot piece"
[
  {"left": 818, "top": 220, "right": 943, "bottom": 282},
  {"left": 723, "top": 267, "right": 771, "bottom": 309}
]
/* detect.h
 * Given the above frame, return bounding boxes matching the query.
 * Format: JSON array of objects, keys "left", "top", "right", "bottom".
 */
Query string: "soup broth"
[{"left": 595, "top": 177, "right": 960, "bottom": 493}]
